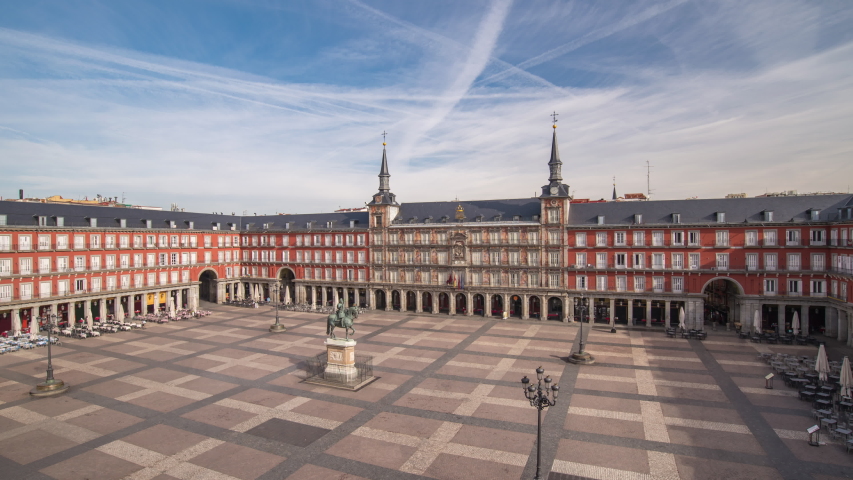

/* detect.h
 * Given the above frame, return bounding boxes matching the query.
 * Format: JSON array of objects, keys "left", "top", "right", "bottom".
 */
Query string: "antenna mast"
[{"left": 646, "top": 160, "right": 654, "bottom": 200}]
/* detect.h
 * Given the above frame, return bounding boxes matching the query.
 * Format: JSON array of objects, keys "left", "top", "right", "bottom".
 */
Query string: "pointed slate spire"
[
  {"left": 612, "top": 176, "right": 617, "bottom": 200},
  {"left": 378, "top": 145, "right": 390, "bottom": 193},
  {"left": 548, "top": 124, "right": 563, "bottom": 183}
]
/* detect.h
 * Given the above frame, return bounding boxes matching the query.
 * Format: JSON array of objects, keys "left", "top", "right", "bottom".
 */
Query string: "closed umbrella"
[
  {"left": 11, "top": 310, "right": 21, "bottom": 336},
  {"left": 840, "top": 356, "right": 853, "bottom": 399},
  {"left": 816, "top": 344, "right": 830, "bottom": 382},
  {"left": 678, "top": 306, "right": 685, "bottom": 331},
  {"left": 791, "top": 312, "right": 800, "bottom": 336},
  {"left": 99, "top": 300, "right": 107, "bottom": 322},
  {"left": 169, "top": 297, "right": 176, "bottom": 318},
  {"left": 30, "top": 317, "right": 39, "bottom": 340},
  {"left": 85, "top": 301, "right": 93, "bottom": 330},
  {"left": 754, "top": 310, "right": 761, "bottom": 335},
  {"left": 117, "top": 303, "right": 125, "bottom": 322},
  {"left": 284, "top": 285, "right": 291, "bottom": 305}
]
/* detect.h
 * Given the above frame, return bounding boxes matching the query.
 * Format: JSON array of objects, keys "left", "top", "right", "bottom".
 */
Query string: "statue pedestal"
[{"left": 324, "top": 338, "right": 357, "bottom": 382}]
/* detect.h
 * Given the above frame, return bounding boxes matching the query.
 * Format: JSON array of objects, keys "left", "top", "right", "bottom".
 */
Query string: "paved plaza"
[{"left": 1, "top": 304, "right": 852, "bottom": 480}]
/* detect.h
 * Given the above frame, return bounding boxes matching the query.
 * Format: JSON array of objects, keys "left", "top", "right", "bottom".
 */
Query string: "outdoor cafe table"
[
  {"left": 817, "top": 409, "right": 834, "bottom": 418},
  {"left": 790, "top": 378, "right": 808, "bottom": 387},
  {"left": 821, "top": 417, "right": 838, "bottom": 431},
  {"left": 839, "top": 402, "right": 853, "bottom": 412},
  {"left": 805, "top": 373, "right": 819, "bottom": 383},
  {"left": 815, "top": 399, "right": 833, "bottom": 409},
  {"left": 835, "top": 428, "right": 852, "bottom": 442}
]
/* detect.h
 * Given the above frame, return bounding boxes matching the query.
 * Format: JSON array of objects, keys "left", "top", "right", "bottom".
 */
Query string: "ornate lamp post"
[
  {"left": 522, "top": 366, "right": 560, "bottom": 480},
  {"left": 568, "top": 295, "right": 595, "bottom": 365},
  {"left": 269, "top": 284, "right": 286, "bottom": 333},
  {"left": 30, "top": 313, "right": 69, "bottom": 397}
]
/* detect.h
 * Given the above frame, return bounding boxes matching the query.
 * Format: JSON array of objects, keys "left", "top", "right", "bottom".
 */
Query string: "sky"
[{"left": 0, "top": 0, "right": 852, "bottom": 214}]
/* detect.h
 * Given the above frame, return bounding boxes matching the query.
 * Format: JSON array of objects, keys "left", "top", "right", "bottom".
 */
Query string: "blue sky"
[{"left": 1, "top": 0, "right": 851, "bottom": 213}]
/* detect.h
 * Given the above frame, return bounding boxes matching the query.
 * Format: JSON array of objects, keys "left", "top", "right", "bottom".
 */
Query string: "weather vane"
[
  {"left": 551, "top": 111, "right": 559, "bottom": 125},
  {"left": 382, "top": 130, "right": 387, "bottom": 145}
]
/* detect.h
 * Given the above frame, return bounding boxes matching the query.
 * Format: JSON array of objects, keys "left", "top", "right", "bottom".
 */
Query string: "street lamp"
[
  {"left": 568, "top": 295, "right": 595, "bottom": 365},
  {"left": 30, "top": 313, "right": 69, "bottom": 397},
  {"left": 521, "top": 366, "right": 560, "bottom": 480},
  {"left": 269, "top": 283, "right": 286, "bottom": 333}
]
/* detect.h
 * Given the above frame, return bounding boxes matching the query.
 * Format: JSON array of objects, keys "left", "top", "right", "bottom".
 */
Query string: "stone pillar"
[
  {"left": 153, "top": 291, "right": 160, "bottom": 314},
  {"left": 628, "top": 298, "right": 635, "bottom": 326},
  {"left": 415, "top": 290, "right": 422, "bottom": 313},
  {"left": 400, "top": 290, "right": 407, "bottom": 312},
  {"left": 485, "top": 294, "right": 492, "bottom": 318},
  {"left": 562, "top": 294, "right": 570, "bottom": 323},
  {"left": 664, "top": 300, "right": 671, "bottom": 328},
  {"left": 449, "top": 292, "right": 456, "bottom": 315},
  {"left": 566, "top": 296, "right": 574, "bottom": 322},
  {"left": 610, "top": 298, "right": 617, "bottom": 328},
  {"left": 431, "top": 292, "right": 438, "bottom": 314},
  {"left": 827, "top": 307, "right": 837, "bottom": 338},
  {"left": 800, "top": 304, "right": 809, "bottom": 336},
  {"left": 522, "top": 294, "right": 529, "bottom": 320},
  {"left": 646, "top": 300, "right": 653, "bottom": 328},
  {"left": 466, "top": 292, "right": 473, "bottom": 316},
  {"left": 385, "top": 289, "right": 392, "bottom": 312}
]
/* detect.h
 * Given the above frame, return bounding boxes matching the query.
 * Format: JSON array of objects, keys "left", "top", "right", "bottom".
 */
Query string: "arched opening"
[
  {"left": 199, "top": 270, "right": 218, "bottom": 302},
  {"left": 438, "top": 293, "right": 450, "bottom": 314},
  {"left": 375, "top": 290, "right": 387, "bottom": 310},
  {"left": 547, "top": 297, "right": 563, "bottom": 321},
  {"left": 615, "top": 299, "right": 630, "bottom": 324},
  {"left": 632, "top": 300, "right": 647, "bottom": 326},
  {"left": 455, "top": 293, "right": 467, "bottom": 314},
  {"left": 473, "top": 294, "right": 485, "bottom": 316},
  {"left": 391, "top": 290, "right": 401, "bottom": 311},
  {"left": 593, "top": 298, "right": 609, "bottom": 324},
  {"left": 406, "top": 291, "right": 417, "bottom": 312},
  {"left": 528, "top": 296, "right": 541, "bottom": 319},
  {"left": 279, "top": 268, "right": 296, "bottom": 303},
  {"left": 810, "top": 306, "right": 826, "bottom": 335},
  {"left": 509, "top": 295, "right": 522, "bottom": 318},
  {"left": 347, "top": 288, "right": 356, "bottom": 307},
  {"left": 491, "top": 295, "right": 503, "bottom": 317},
  {"left": 649, "top": 300, "right": 665, "bottom": 327},
  {"left": 422, "top": 292, "right": 433, "bottom": 313},
  {"left": 703, "top": 278, "right": 743, "bottom": 326}
]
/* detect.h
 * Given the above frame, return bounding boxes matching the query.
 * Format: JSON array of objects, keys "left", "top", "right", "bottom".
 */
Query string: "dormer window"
[
  {"left": 475, "top": 215, "right": 483, "bottom": 222},
  {"left": 764, "top": 211, "right": 773, "bottom": 222},
  {"left": 55, "top": 216, "right": 64, "bottom": 227},
  {"left": 89, "top": 217, "right": 98, "bottom": 228},
  {"left": 513, "top": 215, "right": 521, "bottom": 222},
  {"left": 634, "top": 214, "right": 643, "bottom": 224},
  {"left": 441, "top": 216, "right": 449, "bottom": 223},
  {"left": 672, "top": 213, "right": 681, "bottom": 224},
  {"left": 187, "top": 221, "right": 194, "bottom": 229},
  {"left": 424, "top": 217, "right": 432, "bottom": 224},
  {"left": 212, "top": 222, "right": 220, "bottom": 231},
  {"left": 349, "top": 220, "right": 356, "bottom": 228},
  {"left": 494, "top": 215, "right": 502, "bottom": 222},
  {"left": 716, "top": 212, "right": 726, "bottom": 223},
  {"left": 38, "top": 216, "right": 48, "bottom": 226},
  {"left": 168, "top": 220, "right": 176, "bottom": 229},
  {"left": 810, "top": 209, "right": 821, "bottom": 221},
  {"left": 597, "top": 215, "right": 605, "bottom": 225},
  {"left": 284, "top": 222, "right": 291, "bottom": 229},
  {"left": 145, "top": 219, "right": 152, "bottom": 229},
  {"left": 119, "top": 218, "right": 127, "bottom": 228}
]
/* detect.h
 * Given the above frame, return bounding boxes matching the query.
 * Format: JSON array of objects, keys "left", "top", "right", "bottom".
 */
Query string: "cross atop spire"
[
  {"left": 381, "top": 130, "right": 387, "bottom": 145},
  {"left": 551, "top": 111, "right": 559, "bottom": 127}
]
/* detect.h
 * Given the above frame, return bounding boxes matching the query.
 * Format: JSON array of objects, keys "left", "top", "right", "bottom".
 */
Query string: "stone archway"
[
  {"left": 491, "top": 295, "right": 503, "bottom": 317},
  {"left": 473, "top": 294, "right": 485, "bottom": 316},
  {"left": 547, "top": 297, "right": 563, "bottom": 321},
  {"left": 422, "top": 292, "right": 433, "bottom": 313},
  {"left": 375, "top": 290, "right": 387, "bottom": 310},
  {"left": 438, "top": 293, "right": 450, "bottom": 314},
  {"left": 455, "top": 293, "right": 467, "bottom": 314},
  {"left": 509, "top": 295, "right": 522, "bottom": 318},
  {"left": 529, "top": 296, "right": 541, "bottom": 319},
  {"left": 278, "top": 268, "right": 296, "bottom": 303},
  {"left": 702, "top": 278, "right": 744, "bottom": 326},
  {"left": 391, "top": 291, "right": 401, "bottom": 311},
  {"left": 406, "top": 291, "right": 417, "bottom": 312},
  {"left": 199, "top": 270, "right": 218, "bottom": 303}
]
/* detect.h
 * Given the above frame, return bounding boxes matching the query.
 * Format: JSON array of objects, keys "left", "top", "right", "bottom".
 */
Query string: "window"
[
  {"left": 745, "top": 231, "right": 758, "bottom": 247},
  {"left": 671, "top": 253, "right": 683, "bottom": 270},
  {"left": 548, "top": 273, "right": 560, "bottom": 288},
  {"left": 716, "top": 212, "right": 725, "bottom": 223},
  {"left": 38, "top": 216, "right": 48, "bottom": 227},
  {"left": 652, "top": 253, "right": 664, "bottom": 269},
  {"left": 811, "top": 254, "right": 825, "bottom": 271},
  {"left": 19, "top": 235, "right": 32, "bottom": 250},
  {"left": 596, "top": 253, "right": 607, "bottom": 269},
  {"left": 632, "top": 253, "right": 644, "bottom": 269},
  {"left": 763, "top": 230, "right": 777, "bottom": 246},
  {"left": 764, "top": 211, "right": 773, "bottom": 222},
  {"left": 716, "top": 253, "right": 729, "bottom": 270},
  {"left": 89, "top": 217, "right": 98, "bottom": 228},
  {"left": 576, "top": 275, "right": 587, "bottom": 290},
  {"left": 528, "top": 251, "right": 539, "bottom": 266},
  {"left": 653, "top": 276, "right": 664, "bottom": 293},
  {"left": 786, "top": 229, "right": 800, "bottom": 246},
  {"left": 672, "top": 277, "right": 683, "bottom": 294},
  {"left": 614, "top": 253, "right": 627, "bottom": 268},
  {"left": 508, "top": 231, "right": 520, "bottom": 244},
  {"left": 746, "top": 253, "right": 758, "bottom": 271},
  {"left": 652, "top": 231, "right": 664, "bottom": 246},
  {"left": 509, "top": 251, "right": 520, "bottom": 265},
  {"left": 810, "top": 229, "right": 825, "bottom": 246},
  {"left": 634, "top": 276, "right": 646, "bottom": 292},
  {"left": 614, "top": 232, "right": 626, "bottom": 246},
  {"left": 787, "top": 253, "right": 800, "bottom": 271},
  {"left": 74, "top": 235, "right": 85, "bottom": 249},
  {"left": 528, "top": 231, "right": 539, "bottom": 244},
  {"left": 671, "top": 231, "right": 684, "bottom": 246},
  {"left": 810, "top": 209, "right": 821, "bottom": 221},
  {"left": 0, "top": 284, "right": 11, "bottom": 302},
  {"left": 616, "top": 276, "right": 627, "bottom": 292},
  {"left": 672, "top": 213, "right": 681, "bottom": 224},
  {"left": 40, "top": 281, "right": 51, "bottom": 298},
  {"left": 0, "top": 215, "right": 5, "bottom": 226},
  {"left": 764, "top": 279, "right": 777, "bottom": 294},
  {"left": 634, "top": 214, "right": 643, "bottom": 224},
  {"left": 20, "top": 283, "right": 32, "bottom": 300},
  {"left": 548, "top": 231, "right": 559, "bottom": 245},
  {"left": 687, "top": 231, "right": 700, "bottom": 246},
  {"left": 575, "top": 232, "right": 587, "bottom": 247},
  {"left": 787, "top": 279, "right": 801, "bottom": 296},
  {"left": 0, "top": 259, "right": 10, "bottom": 276},
  {"left": 91, "top": 255, "right": 101, "bottom": 270},
  {"left": 595, "top": 232, "right": 607, "bottom": 247},
  {"left": 38, "top": 235, "right": 50, "bottom": 250},
  {"left": 575, "top": 253, "right": 586, "bottom": 268},
  {"left": 715, "top": 231, "right": 729, "bottom": 246},
  {"left": 689, "top": 253, "right": 700, "bottom": 270},
  {"left": 597, "top": 215, "right": 605, "bottom": 225},
  {"left": 596, "top": 276, "right": 608, "bottom": 291},
  {"left": 810, "top": 280, "right": 826, "bottom": 296},
  {"left": 547, "top": 209, "right": 559, "bottom": 224},
  {"left": 39, "top": 257, "right": 51, "bottom": 273},
  {"left": 19, "top": 258, "right": 32, "bottom": 275}
]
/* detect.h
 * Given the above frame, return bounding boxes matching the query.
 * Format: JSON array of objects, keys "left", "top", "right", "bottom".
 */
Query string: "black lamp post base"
[
  {"left": 30, "top": 379, "right": 69, "bottom": 397},
  {"left": 567, "top": 351, "right": 595, "bottom": 365},
  {"left": 269, "top": 324, "right": 287, "bottom": 333},
  {"left": 610, "top": 327, "right": 617, "bottom": 333}
]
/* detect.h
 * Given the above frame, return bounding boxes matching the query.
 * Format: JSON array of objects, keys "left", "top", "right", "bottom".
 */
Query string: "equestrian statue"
[{"left": 327, "top": 299, "right": 359, "bottom": 340}]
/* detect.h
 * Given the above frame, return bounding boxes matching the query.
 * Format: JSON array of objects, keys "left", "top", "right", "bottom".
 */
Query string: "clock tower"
[{"left": 539, "top": 115, "right": 570, "bottom": 225}]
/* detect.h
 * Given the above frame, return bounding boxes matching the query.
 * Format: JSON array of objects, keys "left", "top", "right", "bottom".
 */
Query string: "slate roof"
[
  {"left": 568, "top": 194, "right": 853, "bottom": 226},
  {"left": 395, "top": 199, "right": 542, "bottom": 224}
]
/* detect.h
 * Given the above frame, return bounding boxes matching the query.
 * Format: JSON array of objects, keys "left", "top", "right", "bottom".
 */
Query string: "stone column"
[
  {"left": 664, "top": 300, "right": 671, "bottom": 328},
  {"left": 431, "top": 292, "right": 438, "bottom": 314},
  {"left": 566, "top": 296, "right": 574, "bottom": 322},
  {"left": 449, "top": 292, "right": 456, "bottom": 315},
  {"left": 466, "top": 292, "right": 473, "bottom": 316},
  {"left": 153, "top": 291, "right": 160, "bottom": 314},
  {"left": 562, "top": 294, "right": 570, "bottom": 323},
  {"left": 521, "top": 294, "right": 529, "bottom": 320},
  {"left": 800, "top": 304, "right": 809, "bottom": 336},
  {"left": 646, "top": 300, "right": 653, "bottom": 328},
  {"left": 415, "top": 290, "right": 422, "bottom": 313},
  {"left": 627, "top": 298, "right": 635, "bottom": 326},
  {"left": 610, "top": 298, "right": 617, "bottom": 328},
  {"left": 485, "top": 294, "right": 492, "bottom": 318},
  {"left": 385, "top": 289, "right": 392, "bottom": 311}
]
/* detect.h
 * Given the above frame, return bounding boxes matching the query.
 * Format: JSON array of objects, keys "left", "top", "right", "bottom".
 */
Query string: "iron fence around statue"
[{"left": 304, "top": 353, "right": 374, "bottom": 386}]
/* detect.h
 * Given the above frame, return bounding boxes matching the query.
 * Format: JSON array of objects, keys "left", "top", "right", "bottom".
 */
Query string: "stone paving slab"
[{"left": 1, "top": 305, "right": 852, "bottom": 479}]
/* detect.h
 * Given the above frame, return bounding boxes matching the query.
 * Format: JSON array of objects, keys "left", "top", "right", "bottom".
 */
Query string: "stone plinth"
[{"left": 324, "top": 338, "right": 357, "bottom": 382}]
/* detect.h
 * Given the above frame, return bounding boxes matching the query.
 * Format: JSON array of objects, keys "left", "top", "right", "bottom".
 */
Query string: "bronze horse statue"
[{"left": 327, "top": 306, "right": 359, "bottom": 340}]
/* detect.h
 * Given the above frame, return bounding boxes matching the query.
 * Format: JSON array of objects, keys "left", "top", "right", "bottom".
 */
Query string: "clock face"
[
  {"left": 374, "top": 195, "right": 382, "bottom": 202},
  {"left": 550, "top": 186, "right": 558, "bottom": 195}
]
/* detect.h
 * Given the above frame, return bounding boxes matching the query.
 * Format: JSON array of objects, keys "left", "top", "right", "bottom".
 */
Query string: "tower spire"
[
  {"left": 612, "top": 176, "right": 617, "bottom": 200},
  {"left": 540, "top": 112, "right": 569, "bottom": 198},
  {"left": 369, "top": 131, "right": 398, "bottom": 206}
]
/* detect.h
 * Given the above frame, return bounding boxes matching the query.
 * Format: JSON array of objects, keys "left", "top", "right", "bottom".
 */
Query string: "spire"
[
  {"left": 612, "top": 176, "right": 617, "bottom": 200},
  {"left": 540, "top": 112, "right": 570, "bottom": 198},
  {"left": 378, "top": 144, "right": 390, "bottom": 192}
]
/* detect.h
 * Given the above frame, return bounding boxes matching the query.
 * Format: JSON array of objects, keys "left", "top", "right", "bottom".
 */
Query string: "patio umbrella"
[
  {"left": 840, "top": 356, "right": 853, "bottom": 398},
  {"left": 99, "top": 300, "right": 107, "bottom": 322},
  {"left": 753, "top": 310, "right": 761, "bottom": 335},
  {"left": 816, "top": 344, "right": 830, "bottom": 382},
  {"left": 85, "top": 301, "right": 93, "bottom": 330},
  {"left": 284, "top": 285, "right": 291, "bottom": 305},
  {"left": 791, "top": 312, "right": 800, "bottom": 336},
  {"left": 169, "top": 297, "right": 176, "bottom": 318},
  {"left": 678, "top": 306, "right": 685, "bottom": 331},
  {"left": 117, "top": 303, "right": 125, "bottom": 322},
  {"left": 30, "top": 317, "right": 39, "bottom": 340},
  {"left": 11, "top": 310, "right": 21, "bottom": 336}
]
